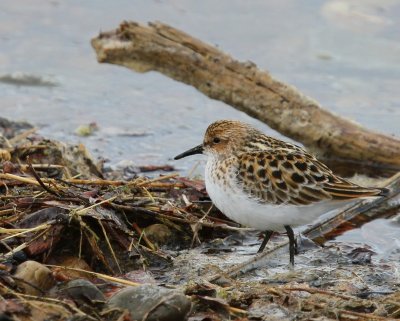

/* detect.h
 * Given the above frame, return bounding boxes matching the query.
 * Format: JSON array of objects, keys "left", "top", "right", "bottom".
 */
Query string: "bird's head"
[{"left": 174, "top": 120, "right": 252, "bottom": 160}]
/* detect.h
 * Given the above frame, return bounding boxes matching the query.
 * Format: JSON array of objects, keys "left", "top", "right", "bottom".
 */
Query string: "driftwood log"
[{"left": 91, "top": 21, "right": 400, "bottom": 169}]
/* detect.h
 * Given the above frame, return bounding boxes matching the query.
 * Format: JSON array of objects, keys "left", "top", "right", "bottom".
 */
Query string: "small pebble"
[
  {"left": 61, "top": 279, "right": 105, "bottom": 304},
  {"left": 144, "top": 223, "right": 173, "bottom": 246},
  {"left": 13, "top": 261, "right": 55, "bottom": 295}
]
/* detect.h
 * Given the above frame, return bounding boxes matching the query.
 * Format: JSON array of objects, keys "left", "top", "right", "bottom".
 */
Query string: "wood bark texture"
[{"left": 91, "top": 21, "right": 400, "bottom": 169}]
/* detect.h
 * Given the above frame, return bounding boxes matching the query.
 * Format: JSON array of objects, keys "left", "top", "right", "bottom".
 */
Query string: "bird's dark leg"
[
  {"left": 294, "top": 237, "right": 299, "bottom": 255},
  {"left": 257, "top": 230, "right": 274, "bottom": 253},
  {"left": 284, "top": 225, "right": 295, "bottom": 266}
]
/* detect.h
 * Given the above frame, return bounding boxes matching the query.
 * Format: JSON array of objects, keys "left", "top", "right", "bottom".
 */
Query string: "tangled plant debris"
[{"left": 0, "top": 117, "right": 400, "bottom": 321}]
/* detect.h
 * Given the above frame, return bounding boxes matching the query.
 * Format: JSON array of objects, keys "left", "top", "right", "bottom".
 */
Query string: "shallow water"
[
  {"left": 333, "top": 217, "right": 400, "bottom": 260},
  {"left": 1, "top": 0, "right": 399, "bottom": 171},
  {"left": 1, "top": 0, "right": 400, "bottom": 251}
]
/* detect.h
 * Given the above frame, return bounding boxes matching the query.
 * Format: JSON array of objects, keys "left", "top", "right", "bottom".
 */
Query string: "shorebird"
[{"left": 174, "top": 120, "right": 388, "bottom": 265}]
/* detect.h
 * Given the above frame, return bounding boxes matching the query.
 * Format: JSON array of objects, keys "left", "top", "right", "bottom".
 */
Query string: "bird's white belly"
[{"left": 205, "top": 164, "right": 342, "bottom": 232}]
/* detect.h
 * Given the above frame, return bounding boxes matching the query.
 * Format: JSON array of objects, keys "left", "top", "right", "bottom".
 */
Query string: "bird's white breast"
[{"left": 205, "top": 158, "right": 345, "bottom": 232}]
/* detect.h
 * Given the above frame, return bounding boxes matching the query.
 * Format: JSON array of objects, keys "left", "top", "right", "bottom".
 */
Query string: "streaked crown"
[
  {"left": 202, "top": 120, "right": 252, "bottom": 158},
  {"left": 203, "top": 120, "right": 301, "bottom": 159}
]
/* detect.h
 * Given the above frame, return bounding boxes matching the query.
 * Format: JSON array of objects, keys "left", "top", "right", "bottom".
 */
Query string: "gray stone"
[
  {"left": 106, "top": 285, "right": 191, "bottom": 321},
  {"left": 62, "top": 279, "right": 105, "bottom": 303}
]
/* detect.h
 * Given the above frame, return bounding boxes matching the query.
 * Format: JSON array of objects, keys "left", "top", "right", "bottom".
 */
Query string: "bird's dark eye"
[{"left": 213, "top": 137, "right": 221, "bottom": 144}]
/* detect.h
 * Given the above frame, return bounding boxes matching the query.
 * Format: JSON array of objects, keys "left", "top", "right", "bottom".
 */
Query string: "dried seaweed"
[{"left": 1, "top": 122, "right": 399, "bottom": 321}]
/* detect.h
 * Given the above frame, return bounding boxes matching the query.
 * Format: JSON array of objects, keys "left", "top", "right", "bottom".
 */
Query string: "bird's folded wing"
[{"left": 235, "top": 149, "right": 384, "bottom": 205}]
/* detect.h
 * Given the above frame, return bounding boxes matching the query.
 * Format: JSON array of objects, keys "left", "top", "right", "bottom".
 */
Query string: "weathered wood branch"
[{"left": 91, "top": 21, "right": 400, "bottom": 169}]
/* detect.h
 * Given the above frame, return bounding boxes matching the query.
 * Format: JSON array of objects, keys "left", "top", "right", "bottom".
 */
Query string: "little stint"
[{"left": 175, "top": 120, "right": 388, "bottom": 265}]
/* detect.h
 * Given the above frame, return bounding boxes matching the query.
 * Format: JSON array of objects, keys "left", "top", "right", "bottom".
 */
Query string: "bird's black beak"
[{"left": 174, "top": 144, "right": 203, "bottom": 160}]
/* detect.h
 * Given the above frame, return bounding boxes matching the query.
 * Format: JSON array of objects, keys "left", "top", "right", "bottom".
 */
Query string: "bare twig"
[
  {"left": 284, "top": 286, "right": 354, "bottom": 300},
  {"left": 27, "top": 160, "right": 61, "bottom": 197},
  {"left": 132, "top": 222, "right": 156, "bottom": 251},
  {"left": 98, "top": 219, "right": 122, "bottom": 273},
  {"left": 46, "top": 264, "right": 140, "bottom": 286}
]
